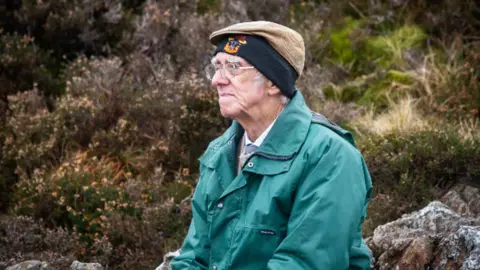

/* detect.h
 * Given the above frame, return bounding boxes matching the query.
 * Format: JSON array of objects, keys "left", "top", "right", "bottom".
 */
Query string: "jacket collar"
[
  {"left": 256, "top": 90, "right": 311, "bottom": 158},
  {"left": 200, "top": 90, "right": 311, "bottom": 169},
  {"left": 229, "top": 90, "right": 311, "bottom": 158}
]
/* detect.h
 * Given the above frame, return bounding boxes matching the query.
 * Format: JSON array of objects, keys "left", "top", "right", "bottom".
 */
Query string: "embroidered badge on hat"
[{"left": 223, "top": 35, "right": 247, "bottom": 54}]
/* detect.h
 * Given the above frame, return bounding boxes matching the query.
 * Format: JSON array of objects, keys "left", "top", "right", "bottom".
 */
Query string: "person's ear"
[{"left": 266, "top": 81, "right": 281, "bottom": 95}]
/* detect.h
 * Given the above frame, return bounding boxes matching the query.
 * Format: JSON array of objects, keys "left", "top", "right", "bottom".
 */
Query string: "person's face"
[{"left": 211, "top": 52, "right": 266, "bottom": 119}]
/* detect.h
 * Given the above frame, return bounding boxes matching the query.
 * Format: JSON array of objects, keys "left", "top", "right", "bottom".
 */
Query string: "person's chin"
[{"left": 219, "top": 105, "right": 239, "bottom": 119}]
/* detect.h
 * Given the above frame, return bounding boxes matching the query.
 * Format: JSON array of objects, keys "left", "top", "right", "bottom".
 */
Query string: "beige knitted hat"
[{"left": 209, "top": 21, "right": 305, "bottom": 77}]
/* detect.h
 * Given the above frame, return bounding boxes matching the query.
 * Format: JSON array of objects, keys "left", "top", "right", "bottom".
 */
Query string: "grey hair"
[
  {"left": 280, "top": 95, "right": 290, "bottom": 105},
  {"left": 210, "top": 55, "right": 243, "bottom": 65},
  {"left": 253, "top": 72, "right": 266, "bottom": 86},
  {"left": 254, "top": 73, "right": 290, "bottom": 105},
  {"left": 227, "top": 56, "right": 242, "bottom": 63}
]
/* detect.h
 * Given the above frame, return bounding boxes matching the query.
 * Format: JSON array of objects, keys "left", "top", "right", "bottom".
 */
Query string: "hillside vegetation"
[{"left": 0, "top": 0, "right": 479, "bottom": 268}]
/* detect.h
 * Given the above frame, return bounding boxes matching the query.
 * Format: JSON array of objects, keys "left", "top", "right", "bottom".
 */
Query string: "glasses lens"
[
  {"left": 225, "top": 63, "right": 237, "bottom": 76},
  {"left": 205, "top": 64, "right": 216, "bottom": 80}
]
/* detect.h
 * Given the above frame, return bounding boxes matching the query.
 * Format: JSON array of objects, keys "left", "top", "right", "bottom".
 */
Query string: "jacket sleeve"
[
  {"left": 266, "top": 138, "right": 373, "bottom": 270},
  {"left": 170, "top": 171, "right": 210, "bottom": 270}
]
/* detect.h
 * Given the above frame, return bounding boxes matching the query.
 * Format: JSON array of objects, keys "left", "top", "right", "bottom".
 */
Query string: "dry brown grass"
[{"left": 353, "top": 96, "right": 429, "bottom": 136}]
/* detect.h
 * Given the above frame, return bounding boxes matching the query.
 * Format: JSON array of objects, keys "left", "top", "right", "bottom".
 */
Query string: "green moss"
[
  {"left": 340, "top": 84, "right": 366, "bottom": 102},
  {"left": 329, "top": 74, "right": 413, "bottom": 110},
  {"left": 365, "top": 25, "right": 427, "bottom": 68},
  {"left": 322, "top": 69, "right": 417, "bottom": 110},
  {"left": 357, "top": 73, "right": 414, "bottom": 109},
  {"left": 391, "top": 25, "right": 427, "bottom": 49},
  {"left": 357, "top": 81, "right": 389, "bottom": 108},
  {"left": 327, "top": 34, "right": 425, "bottom": 108},
  {"left": 327, "top": 17, "right": 360, "bottom": 65},
  {"left": 322, "top": 85, "right": 337, "bottom": 100},
  {"left": 322, "top": 83, "right": 365, "bottom": 103},
  {"left": 386, "top": 70, "right": 415, "bottom": 84}
]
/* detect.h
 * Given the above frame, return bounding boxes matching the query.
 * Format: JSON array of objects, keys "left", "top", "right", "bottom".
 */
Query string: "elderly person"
[{"left": 171, "top": 21, "right": 373, "bottom": 270}]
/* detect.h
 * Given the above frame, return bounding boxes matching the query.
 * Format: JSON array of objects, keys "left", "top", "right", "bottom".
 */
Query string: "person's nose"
[{"left": 211, "top": 70, "right": 229, "bottom": 87}]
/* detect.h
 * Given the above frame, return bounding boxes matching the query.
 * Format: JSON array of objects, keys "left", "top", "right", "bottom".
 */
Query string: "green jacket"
[{"left": 171, "top": 91, "right": 373, "bottom": 270}]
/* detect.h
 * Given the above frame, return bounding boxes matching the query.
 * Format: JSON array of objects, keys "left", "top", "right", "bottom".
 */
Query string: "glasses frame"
[{"left": 205, "top": 62, "right": 255, "bottom": 81}]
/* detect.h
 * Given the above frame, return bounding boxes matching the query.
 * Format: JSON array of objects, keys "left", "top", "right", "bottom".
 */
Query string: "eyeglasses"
[{"left": 205, "top": 63, "right": 255, "bottom": 81}]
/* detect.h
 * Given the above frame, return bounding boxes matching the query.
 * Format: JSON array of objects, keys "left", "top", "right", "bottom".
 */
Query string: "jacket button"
[
  {"left": 247, "top": 162, "right": 254, "bottom": 168},
  {"left": 227, "top": 140, "right": 232, "bottom": 145},
  {"left": 212, "top": 266, "right": 217, "bottom": 270},
  {"left": 217, "top": 202, "right": 223, "bottom": 209}
]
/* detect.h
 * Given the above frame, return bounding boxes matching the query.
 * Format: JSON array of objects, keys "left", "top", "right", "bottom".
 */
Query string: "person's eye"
[{"left": 228, "top": 63, "right": 239, "bottom": 70}]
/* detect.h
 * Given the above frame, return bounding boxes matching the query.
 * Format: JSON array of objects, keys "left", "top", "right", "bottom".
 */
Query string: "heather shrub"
[
  {"left": 12, "top": 150, "right": 193, "bottom": 267},
  {"left": 0, "top": 215, "right": 76, "bottom": 269},
  {"left": 360, "top": 124, "right": 480, "bottom": 235},
  {"left": 177, "top": 79, "right": 228, "bottom": 169},
  {"left": 222, "top": 0, "right": 291, "bottom": 22},
  {"left": 4, "top": 0, "right": 134, "bottom": 58},
  {"left": 1, "top": 53, "right": 224, "bottom": 169},
  {"left": 0, "top": 0, "right": 136, "bottom": 107},
  {"left": 61, "top": 56, "right": 130, "bottom": 147},
  {"left": 2, "top": 88, "right": 67, "bottom": 174},
  {"left": 1, "top": 57, "right": 129, "bottom": 208},
  {"left": 1, "top": 57, "right": 126, "bottom": 205},
  {"left": 197, "top": 0, "right": 221, "bottom": 14},
  {"left": 0, "top": 31, "right": 61, "bottom": 102},
  {"left": 103, "top": 198, "right": 192, "bottom": 269},
  {"left": 335, "top": 0, "right": 479, "bottom": 40},
  {"left": 2, "top": 52, "right": 222, "bottom": 266},
  {"left": 133, "top": 0, "right": 204, "bottom": 75},
  {"left": 81, "top": 58, "right": 226, "bottom": 171},
  {"left": 353, "top": 96, "right": 480, "bottom": 236},
  {"left": 13, "top": 151, "right": 142, "bottom": 233}
]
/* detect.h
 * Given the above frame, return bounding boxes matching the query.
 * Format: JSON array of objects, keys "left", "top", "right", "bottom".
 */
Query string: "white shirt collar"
[{"left": 244, "top": 118, "right": 277, "bottom": 147}]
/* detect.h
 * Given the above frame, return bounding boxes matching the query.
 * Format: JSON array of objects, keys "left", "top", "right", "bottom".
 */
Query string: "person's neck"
[{"left": 237, "top": 102, "right": 285, "bottom": 142}]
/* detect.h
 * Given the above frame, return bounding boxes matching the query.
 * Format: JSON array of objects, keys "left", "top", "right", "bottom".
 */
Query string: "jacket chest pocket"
[{"left": 228, "top": 226, "right": 286, "bottom": 269}]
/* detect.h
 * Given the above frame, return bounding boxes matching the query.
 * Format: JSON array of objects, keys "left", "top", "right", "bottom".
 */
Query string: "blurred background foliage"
[{"left": 0, "top": 0, "right": 479, "bottom": 268}]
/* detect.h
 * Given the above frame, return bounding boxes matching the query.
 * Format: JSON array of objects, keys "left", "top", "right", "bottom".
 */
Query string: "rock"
[
  {"left": 432, "top": 226, "right": 480, "bottom": 270},
  {"left": 365, "top": 237, "right": 377, "bottom": 269},
  {"left": 5, "top": 261, "right": 49, "bottom": 270},
  {"left": 371, "top": 201, "right": 480, "bottom": 269},
  {"left": 377, "top": 236, "right": 435, "bottom": 270},
  {"left": 69, "top": 261, "right": 103, "bottom": 270},
  {"left": 398, "top": 236, "right": 435, "bottom": 269},
  {"left": 373, "top": 201, "right": 479, "bottom": 251},
  {"left": 441, "top": 184, "right": 480, "bottom": 218},
  {"left": 155, "top": 249, "right": 181, "bottom": 270},
  {"left": 441, "top": 189, "right": 474, "bottom": 217}
]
